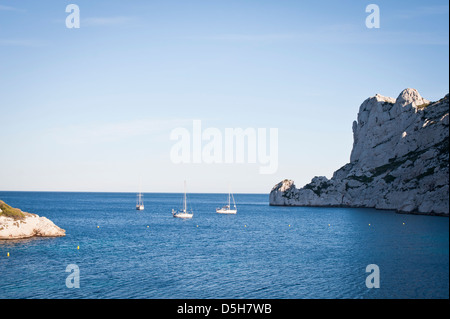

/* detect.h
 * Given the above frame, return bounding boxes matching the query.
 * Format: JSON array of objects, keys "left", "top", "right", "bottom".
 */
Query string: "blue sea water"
[{"left": 0, "top": 191, "right": 448, "bottom": 299}]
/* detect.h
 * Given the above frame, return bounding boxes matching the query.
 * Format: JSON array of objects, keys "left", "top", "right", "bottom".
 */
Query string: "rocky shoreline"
[
  {"left": 270, "top": 89, "right": 449, "bottom": 216},
  {"left": 0, "top": 201, "right": 66, "bottom": 240}
]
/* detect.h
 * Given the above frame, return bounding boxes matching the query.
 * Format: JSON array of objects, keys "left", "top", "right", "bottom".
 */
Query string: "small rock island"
[
  {"left": 0, "top": 200, "right": 66, "bottom": 239},
  {"left": 270, "top": 89, "right": 449, "bottom": 216}
]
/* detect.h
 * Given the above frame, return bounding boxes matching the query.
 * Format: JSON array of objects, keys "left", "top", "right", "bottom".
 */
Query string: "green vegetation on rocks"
[{"left": 0, "top": 200, "right": 26, "bottom": 220}]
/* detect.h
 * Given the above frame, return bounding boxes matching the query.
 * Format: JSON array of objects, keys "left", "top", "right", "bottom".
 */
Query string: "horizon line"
[{"left": 0, "top": 190, "right": 268, "bottom": 195}]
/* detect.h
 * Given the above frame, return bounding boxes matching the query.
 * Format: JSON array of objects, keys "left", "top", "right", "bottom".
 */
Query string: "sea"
[{"left": 0, "top": 191, "right": 448, "bottom": 299}]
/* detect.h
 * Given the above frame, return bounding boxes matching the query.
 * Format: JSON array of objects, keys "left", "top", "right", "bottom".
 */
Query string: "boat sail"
[
  {"left": 172, "top": 181, "right": 193, "bottom": 219},
  {"left": 216, "top": 188, "right": 237, "bottom": 214},
  {"left": 136, "top": 191, "right": 144, "bottom": 210}
]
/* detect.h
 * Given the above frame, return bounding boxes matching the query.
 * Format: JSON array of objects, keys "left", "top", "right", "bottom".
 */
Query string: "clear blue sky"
[{"left": 0, "top": 0, "right": 448, "bottom": 193}]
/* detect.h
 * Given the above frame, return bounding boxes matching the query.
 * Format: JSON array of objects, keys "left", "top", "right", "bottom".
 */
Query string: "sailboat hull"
[
  {"left": 173, "top": 212, "right": 193, "bottom": 219},
  {"left": 136, "top": 205, "right": 144, "bottom": 210},
  {"left": 216, "top": 208, "right": 237, "bottom": 214}
]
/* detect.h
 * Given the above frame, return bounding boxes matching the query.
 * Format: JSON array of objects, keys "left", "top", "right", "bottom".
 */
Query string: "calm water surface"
[{"left": 0, "top": 192, "right": 448, "bottom": 299}]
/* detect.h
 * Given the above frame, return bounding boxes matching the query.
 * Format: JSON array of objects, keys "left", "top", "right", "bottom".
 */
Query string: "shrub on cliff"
[{"left": 0, "top": 200, "right": 26, "bottom": 220}]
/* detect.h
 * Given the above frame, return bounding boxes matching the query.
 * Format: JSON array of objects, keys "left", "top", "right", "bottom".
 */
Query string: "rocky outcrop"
[
  {"left": 270, "top": 89, "right": 449, "bottom": 216},
  {"left": 0, "top": 201, "right": 66, "bottom": 239}
]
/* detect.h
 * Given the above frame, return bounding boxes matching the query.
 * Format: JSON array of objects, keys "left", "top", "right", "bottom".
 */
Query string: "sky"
[{"left": 0, "top": 0, "right": 448, "bottom": 193}]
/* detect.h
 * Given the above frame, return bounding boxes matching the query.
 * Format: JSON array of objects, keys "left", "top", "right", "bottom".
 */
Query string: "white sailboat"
[
  {"left": 172, "top": 181, "right": 193, "bottom": 219},
  {"left": 136, "top": 191, "right": 144, "bottom": 210},
  {"left": 216, "top": 188, "right": 237, "bottom": 214}
]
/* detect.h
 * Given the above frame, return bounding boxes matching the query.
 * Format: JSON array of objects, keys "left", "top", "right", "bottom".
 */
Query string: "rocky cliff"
[
  {"left": 270, "top": 89, "right": 449, "bottom": 216},
  {"left": 0, "top": 200, "right": 66, "bottom": 239}
]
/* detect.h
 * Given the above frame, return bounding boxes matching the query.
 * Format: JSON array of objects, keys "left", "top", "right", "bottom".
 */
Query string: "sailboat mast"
[
  {"left": 184, "top": 180, "right": 187, "bottom": 212},
  {"left": 138, "top": 178, "right": 143, "bottom": 205}
]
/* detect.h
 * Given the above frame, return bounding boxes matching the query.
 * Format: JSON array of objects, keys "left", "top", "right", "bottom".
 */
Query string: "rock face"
[
  {"left": 270, "top": 89, "right": 449, "bottom": 216},
  {"left": 0, "top": 201, "right": 66, "bottom": 239}
]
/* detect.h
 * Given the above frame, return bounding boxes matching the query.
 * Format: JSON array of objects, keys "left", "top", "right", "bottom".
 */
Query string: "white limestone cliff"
[
  {"left": 0, "top": 201, "right": 65, "bottom": 239},
  {"left": 270, "top": 89, "right": 449, "bottom": 216}
]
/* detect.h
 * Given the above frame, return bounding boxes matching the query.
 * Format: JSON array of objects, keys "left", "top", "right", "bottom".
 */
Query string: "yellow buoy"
[
  {"left": 244, "top": 225, "right": 247, "bottom": 227},
  {"left": 97, "top": 226, "right": 100, "bottom": 228},
  {"left": 77, "top": 245, "right": 80, "bottom": 250},
  {"left": 196, "top": 225, "right": 198, "bottom": 227},
  {"left": 289, "top": 224, "right": 291, "bottom": 227},
  {"left": 7, "top": 252, "right": 10, "bottom": 257},
  {"left": 402, "top": 222, "right": 405, "bottom": 225},
  {"left": 328, "top": 224, "right": 330, "bottom": 227},
  {"left": 147, "top": 225, "right": 149, "bottom": 228},
  {"left": 369, "top": 224, "right": 371, "bottom": 226}
]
